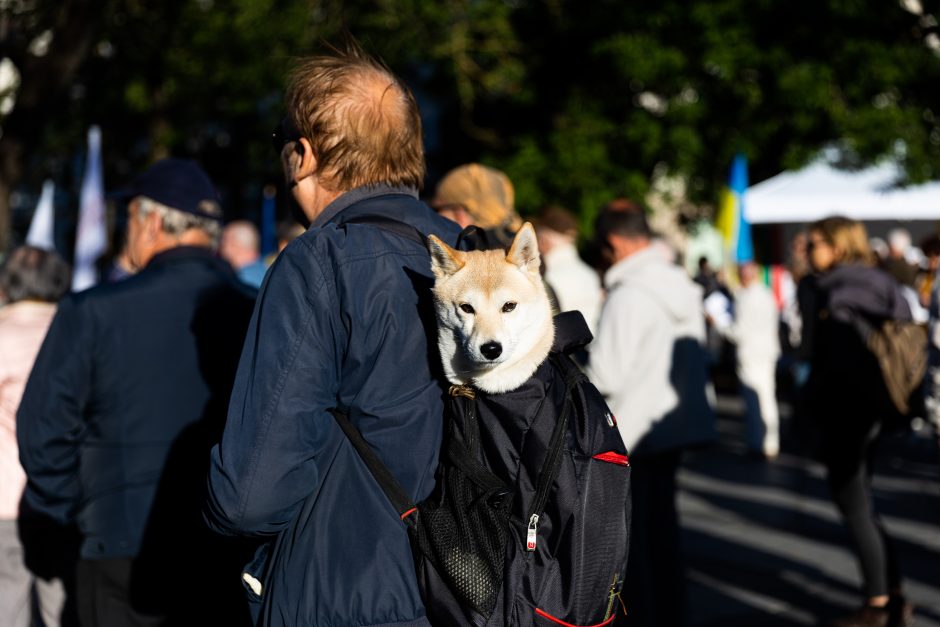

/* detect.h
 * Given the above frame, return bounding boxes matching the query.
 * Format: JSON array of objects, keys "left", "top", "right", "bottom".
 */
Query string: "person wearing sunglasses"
[
  {"left": 205, "top": 41, "right": 460, "bottom": 627},
  {"left": 804, "top": 216, "right": 915, "bottom": 627}
]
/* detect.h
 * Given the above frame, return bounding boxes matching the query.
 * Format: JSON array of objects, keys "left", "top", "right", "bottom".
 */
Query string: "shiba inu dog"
[{"left": 427, "top": 223, "right": 555, "bottom": 394}]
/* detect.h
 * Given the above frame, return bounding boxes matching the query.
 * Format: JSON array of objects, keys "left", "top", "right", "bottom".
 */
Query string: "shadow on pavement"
[{"left": 678, "top": 399, "right": 940, "bottom": 627}]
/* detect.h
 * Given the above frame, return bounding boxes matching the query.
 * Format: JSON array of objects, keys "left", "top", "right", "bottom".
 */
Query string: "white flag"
[
  {"left": 25, "top": 179, "right": 55, "bottom": 250},
  {"left": 72, "top": 126, "right": 107, "bottom": 292}
]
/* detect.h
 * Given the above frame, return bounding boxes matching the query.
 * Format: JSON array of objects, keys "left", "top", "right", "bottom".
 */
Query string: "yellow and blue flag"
[{"left": 715, "top": 153, "right": 753, "bottom": 264}]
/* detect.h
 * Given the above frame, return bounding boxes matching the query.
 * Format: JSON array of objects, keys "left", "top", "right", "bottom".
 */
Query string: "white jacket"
[
  {"left": 722, "top": 282, "right": 781, "bottom": 367},
  {"left": 543, "top": 243, "right": 603, "bottom": 335},
  {"left": 587, "top": 246, "right": 716, "bottom": 454}
]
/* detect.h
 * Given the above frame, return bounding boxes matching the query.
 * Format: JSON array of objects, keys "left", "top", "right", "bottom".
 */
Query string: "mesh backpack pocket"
[
  {"left": 330, "top": 316, "right": 631, "bottom": 627},
  {"left": 410, "top": 434, "right": 513, "bottom": 620}
]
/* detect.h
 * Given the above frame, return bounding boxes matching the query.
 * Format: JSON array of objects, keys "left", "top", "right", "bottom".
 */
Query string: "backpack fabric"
[
  {"left": 333, "top": 311, "right": 631, "bottom": 627},
  {"left": 866, "top": 319, "right": 928, "bottom": 417}
]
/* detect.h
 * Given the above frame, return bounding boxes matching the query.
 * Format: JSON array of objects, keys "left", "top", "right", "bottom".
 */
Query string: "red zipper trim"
[
  {"left": 592, "top": 451, "right": 630, "bottom": 466},
  {"left": 534, "top": 608, "right": 617, "bottom": 627},
  {"left": 400, "top": 507, "right": 417, "bottom": 520}
]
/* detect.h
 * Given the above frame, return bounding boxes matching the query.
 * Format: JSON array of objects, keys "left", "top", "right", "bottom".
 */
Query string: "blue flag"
[{"left": 730, "top": 153, "right": 754, "bottom": 263}]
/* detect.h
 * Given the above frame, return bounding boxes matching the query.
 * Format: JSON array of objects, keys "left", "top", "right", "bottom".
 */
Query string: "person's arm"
[
  {"left": 205, "top": 239, "right": 344, "bottom": 536},
  {"left": 16, "top": 297, "right": 93, "bottom": 525}
]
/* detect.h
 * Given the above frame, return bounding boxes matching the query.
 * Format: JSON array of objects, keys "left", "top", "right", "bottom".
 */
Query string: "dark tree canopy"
[{"left": 1, "top": 0, "right": 939, "bottom": 250}]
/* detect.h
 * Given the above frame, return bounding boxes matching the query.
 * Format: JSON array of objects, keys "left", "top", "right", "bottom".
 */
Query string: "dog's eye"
[
  {"left": 459, "top": 303, "right": 475, "bottom": 314},
  {"left": 502, "top": 302, "right": 517, "bottom": 313}
]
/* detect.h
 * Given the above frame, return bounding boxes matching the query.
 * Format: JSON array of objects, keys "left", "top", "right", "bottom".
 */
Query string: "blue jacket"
[{"left": 205, "top": 186, "right": 460, "bottom": 627}]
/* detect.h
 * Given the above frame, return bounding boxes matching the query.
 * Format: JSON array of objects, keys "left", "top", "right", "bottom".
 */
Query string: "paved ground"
[{"left": 680, "top": 395, "right": 940, "bottom": 626}]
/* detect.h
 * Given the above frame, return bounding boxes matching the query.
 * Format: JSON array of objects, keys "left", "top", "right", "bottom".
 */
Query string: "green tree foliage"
[{"left": 2, "top": 0, "right": 939, "bottom": 247}]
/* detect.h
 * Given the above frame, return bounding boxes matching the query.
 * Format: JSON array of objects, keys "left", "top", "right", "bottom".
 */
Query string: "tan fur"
[{"left": 427, "top": 223, "right": 555, "bottom": 394}]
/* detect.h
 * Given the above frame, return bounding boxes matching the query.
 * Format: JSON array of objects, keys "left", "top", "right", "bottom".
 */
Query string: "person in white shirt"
[
  {"left": 533, "top": 206, "right": 603, "bottom": 334},
  {"left": 717, "top": 262, "right": 781, "bottom": 458}
]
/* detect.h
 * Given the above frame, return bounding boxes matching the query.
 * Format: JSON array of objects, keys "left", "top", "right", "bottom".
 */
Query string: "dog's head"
[{"left": 427, "top": 223, "right": 555, "bottom": 393}]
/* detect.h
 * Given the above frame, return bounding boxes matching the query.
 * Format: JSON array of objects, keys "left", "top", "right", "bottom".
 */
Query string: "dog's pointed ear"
[
  {"left": 428, "top": 235, "right": 466, "bottom": 279},
  {"left": 506, "top": 222, "right": 541, "bottom": 277}
]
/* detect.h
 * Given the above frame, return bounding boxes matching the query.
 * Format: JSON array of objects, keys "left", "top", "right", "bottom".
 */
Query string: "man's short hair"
[
  {"left": 594, "top": 205, "right": 651, "bottom": 244},
  {"left": 0, "top": 245, "right": 71, "bottom": 304},
  {"left": 533, "top": 205, "right": 579, "bottom": 239},
  {"left": 286, "top": 41, "right": 425, "bottom": 191},
  {"left": 137, "top": 196, "right": 222, "bottom": 247},
  {"left": 603, "top": 198, "right": 645, "bottom": 214}
]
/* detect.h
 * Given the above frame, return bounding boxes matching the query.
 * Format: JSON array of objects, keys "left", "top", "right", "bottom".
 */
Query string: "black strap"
[
  {"left": 446, "top": 436, "right": 510, "bottom": 496},
  {"left": 329, "top": 409, "right": 417, "bottom": 523},
  {"left": 343, "top": 215, "right": 426, "bottom": 247}
]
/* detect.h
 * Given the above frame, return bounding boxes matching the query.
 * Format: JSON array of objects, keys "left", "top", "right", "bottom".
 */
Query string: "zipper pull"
[
  {"left": 604, "top": 573, "right": 621, "bottom": 620},
  {"left": 526, "top": 514, "right": 539, "bottom": 551}
]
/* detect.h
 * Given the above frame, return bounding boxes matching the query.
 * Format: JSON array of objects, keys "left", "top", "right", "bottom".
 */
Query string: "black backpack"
[{"left": 332, "top": 311, "right": 632, "bottom": 626}]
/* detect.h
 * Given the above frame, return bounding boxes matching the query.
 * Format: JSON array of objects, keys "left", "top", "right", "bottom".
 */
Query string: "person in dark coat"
[
  {"left": 16, "top": 159, "right": 257, "bottom": 627},
  {"left": 203, "top": 42, "right": 460, "bottom": 627},
  {"left": 804, "top": 216, "right": 914, "bottom": 627}
]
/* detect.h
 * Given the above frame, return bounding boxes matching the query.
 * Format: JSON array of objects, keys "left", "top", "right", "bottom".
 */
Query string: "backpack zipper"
[
  {"left": 604, "top": 572, "right": 622, "bottom": 620},
  {"left": 524, "top": 393, "right": 573, "bottom": 551}
]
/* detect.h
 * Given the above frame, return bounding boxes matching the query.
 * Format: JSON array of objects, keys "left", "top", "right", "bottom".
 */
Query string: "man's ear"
[
  {"left": 143, "top": 209, "right": 162, "bottom": 241},
  {"left": 428, "top": 235, "right": 466, "bottom": 280},
  {"left": 292, "top": 138, "right": 316, "bottom": 180},
  {"left": 506, "top": 222, "right": 541, "bottom": 277}
]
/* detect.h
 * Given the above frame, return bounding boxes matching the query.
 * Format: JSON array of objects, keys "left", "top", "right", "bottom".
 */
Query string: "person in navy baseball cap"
[
  {"left": 17, "top": 155, "right": 258, "bottom": 627},
  {"left": 108, "top": 158, "right": 226, "bottom": 271},
  {"left": 112, "top": 158, "right": 223, "bottom": 222}
]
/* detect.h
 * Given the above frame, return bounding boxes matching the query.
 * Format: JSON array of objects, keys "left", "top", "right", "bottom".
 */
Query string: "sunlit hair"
[
  {"left": 285, "top": 41, "right": 425, "bottom": 191},
  {"left": 810, "top": 216, "right": 874, "bottom": 266},
  {"left": 137, "top": 197, "right": 221, "bottom": 248},
  {"left": 0, "top": 245, "right": 71, "bottom": 304}
]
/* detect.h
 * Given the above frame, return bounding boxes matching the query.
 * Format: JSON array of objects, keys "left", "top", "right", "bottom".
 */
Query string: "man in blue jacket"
[
  {"left": 204, "top": 43, "right": 460, "bottom": 626},
  {"left": 17, "top": 159, "right": 257, "bottom": 627}
]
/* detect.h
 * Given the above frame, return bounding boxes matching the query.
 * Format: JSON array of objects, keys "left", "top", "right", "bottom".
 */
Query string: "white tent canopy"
[{"left": 745, "top": 151, "right": 940, "bottom": 224}]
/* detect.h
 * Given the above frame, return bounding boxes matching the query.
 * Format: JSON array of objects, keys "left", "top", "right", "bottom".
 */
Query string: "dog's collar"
[{"left": 448, "top": 384, "right": 477, "bottom": 399}]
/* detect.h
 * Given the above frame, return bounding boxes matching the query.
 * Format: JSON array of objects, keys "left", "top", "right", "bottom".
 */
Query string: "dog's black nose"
[{"left": 480, "top": 342, "right": 502, "bottom": 360}]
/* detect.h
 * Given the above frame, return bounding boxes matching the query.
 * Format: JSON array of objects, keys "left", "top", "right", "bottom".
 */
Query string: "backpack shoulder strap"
[{"left": 329, "top": 409, "right": 418, "bottom": 523}]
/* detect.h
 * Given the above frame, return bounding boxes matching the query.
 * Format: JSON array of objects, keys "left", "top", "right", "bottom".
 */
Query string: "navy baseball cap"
[{"left": 111, "top": 158, "right": 223, "bottom": 221}]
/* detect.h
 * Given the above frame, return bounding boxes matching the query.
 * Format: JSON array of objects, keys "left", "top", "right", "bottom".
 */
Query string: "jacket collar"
[
  {"left": 603, "top": 244, "right": 660, "bottom": 289},
  {"left": 145, "top": 245, "right": 220, "bottom": 269},
  {"left": 544, "top": 242, "right": 581, "bottom": 267},
  {"left": 311, "top": 184, "right": 419, "bottom": 229}
]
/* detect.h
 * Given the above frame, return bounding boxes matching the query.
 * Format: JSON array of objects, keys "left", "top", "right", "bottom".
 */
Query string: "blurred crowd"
[{"left": 0, "top": 44, "right": 936, "bottom": 627}]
